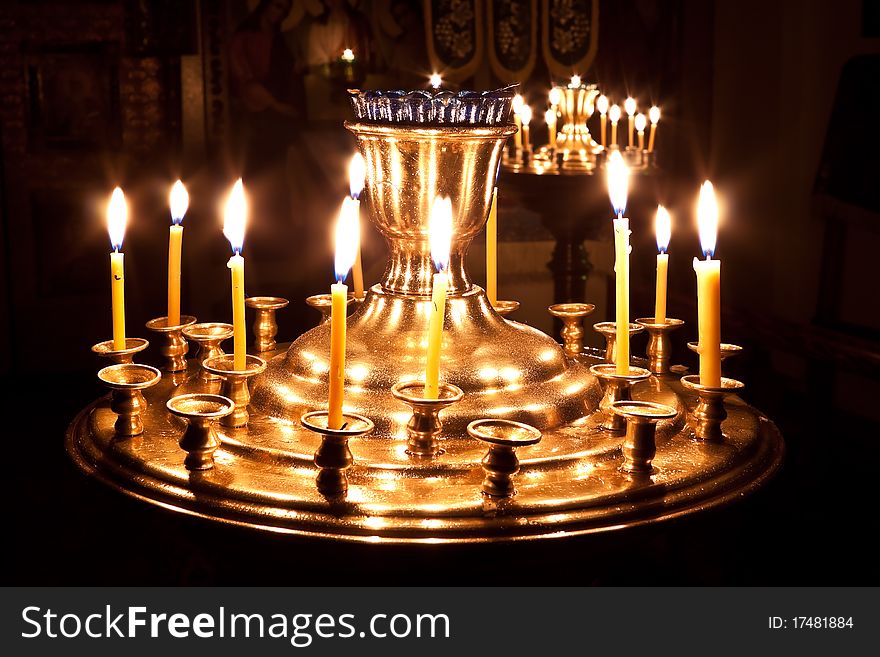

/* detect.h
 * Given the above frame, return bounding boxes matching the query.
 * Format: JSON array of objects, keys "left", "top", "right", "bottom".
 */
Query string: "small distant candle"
[
  {"left": 609, "top": 103, "right": 621, "bottom": 146},
  {"left": 341, "top": 48, "right": 355, "bottom": 62},
  {"left": 648, "top": 106, "right": 661, "bottom": 152},
  {"left": 548, "top": 87, "right": 562, "bottom": 107},
  {"left": 635, "top": 113, "right": 647, "bottom": 150},
  {"left": 429, "top": 73, "right": 442, "bottom": 89},
  {"left": 597, "top": 95, "right": 609, "bottom": 147},
  {"left": 569, "top": 75, "right": 581, "bottom": 89}
]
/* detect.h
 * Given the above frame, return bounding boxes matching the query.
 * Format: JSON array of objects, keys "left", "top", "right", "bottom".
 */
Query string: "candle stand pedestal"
[
  {"left": 167, "top": 393, "right": 235, "bottom": 470},
  {"left": 182, "top": 323, "right": 233, "bottom": 383},
  {"left": 301, "top": 410, "right": 375, "bottom": 496},
  {"left": 589, "top": 364, "right": 652, "bottom": 433},
  {"left": 492, "top": 300, "right": 520, "bottom": 318},
  {"left": 202, "top": 354, "right": 267, "bottom": 428},
  {"left": 636, "top": 317, "right": 685, "bottom": 374},
  {"left": 391, "top": 382, "right": 464, "bottom": 458},
  {"left": 468, "top": 419, "right": 542, "bottom": 497},
  {"left": 245, "top": 296, "right": 289, "bottom": 352},
  {"left": 680, "top": 375, "right": 745, "bottom": 442},
  {"left": 593, "top": 321, "right": 646, "bottom": 364},
  {"left": 611, "top": 400, "right": 677, "bottom": 475},
  {"left": 306, "top": 293, "right": 356, "bottom": 326},
  {"left": 146, "top": 315, "right": 197, "bottom": 373},
  {"left": 97, "top": 364, "right": 161, "bottom": 436},
  {"left": 549, "top": 303, "right": 596, "bottom": 356}
]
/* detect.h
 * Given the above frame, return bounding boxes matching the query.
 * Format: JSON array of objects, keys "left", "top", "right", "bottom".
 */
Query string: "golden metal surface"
[
  {"left": 636, "top": 317, "right": 685, "bottom": 374},
  {"left": 245, "top": 296, "right": 289, "bottom": 352}
]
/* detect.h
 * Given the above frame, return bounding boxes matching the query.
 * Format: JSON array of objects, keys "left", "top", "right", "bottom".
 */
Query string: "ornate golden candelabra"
[{"left": 66, "top": 88, "right": 783, "bottom": 543}]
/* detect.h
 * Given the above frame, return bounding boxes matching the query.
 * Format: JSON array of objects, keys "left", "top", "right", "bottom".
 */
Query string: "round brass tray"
[{"left": 66, "top": 346, "right": 784, "bottom": 544}]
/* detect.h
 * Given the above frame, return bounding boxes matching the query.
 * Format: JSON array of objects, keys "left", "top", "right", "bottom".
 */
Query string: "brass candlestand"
[
  {"left": 493, "top": 300, "right": 520, "bottom": 318},
  {"left": 146, "top": 315, "right": 197, "bottom": 373},
  {"left": 182, "top": 323, "right": 233, "bottom": 383},
  {"left": 681, "top": 375, "right": 746, "bottom": 442},
  {"left": 305, "top": 293, "right": 356, "bottom": 326},
  {"left": 167, "top": 393, "right": 235, "bottom": 470},
  {"left": 548, "top": 303, "right": 596, "bottom": 356},
  {"left": 391, "top": 381, "right": 464, "bottom": 458},
  {"left": 590, "top": 363, "right": 652, "bottom": 433},
  {"left": 301, "top": 410, "right": 375, "bottom": 496},
  {"left": 593, "top": 321, "right": 646, "bottom": 363},
  {"left": 468, "top": 419, "right": 542, "bottom": 497},
  {"left": 245, "top": 296, "right": 289, "bottom": 352},
  {"left": 687, "top": 341, "right": 743, "bottom": 362},
  {"left": 636, "top": 317, "right": 685, "bottom": 374},
  {"left": 611, "top": 400, "right": 677, "bottom": 475},
  {"left": 92, "top": 337, "right": 149, "bottom": 365},
  {"left": 202, "top": 354, "right": 267, "bottom": 428},
  {"left": 97, "top": 364, "right": 161, "bottom": 436}
]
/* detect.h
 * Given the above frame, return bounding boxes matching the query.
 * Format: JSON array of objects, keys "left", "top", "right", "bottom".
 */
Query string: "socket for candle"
[
  {"left": 635, "top": 317, "right": 685, "bottom": 374},
  {"left": 201, "top": 354, "right": 267, "bottom": 428},
  {"left": 91, "top": 337, "right": 149, "bottom": 365},
  {"left": 245, "top": 296, "right": 289, "bottom": 352},
  {"left": 182, "top": 323, "right": 234, "bottom": 383},
  {"left": 97, "top": 364, "right": 161, "bottom": 437},
  {"left": 300, "top": 410, "right": 375, "bottom": 496},
  {"left": 493, "top": 299, "right": 520, "bottom": 318},
  {"left": 593, "top": 321, "right": 645, "bottom": 364},
  {"left": 467, "top": 419, "right": 542, "bottom": 497},
  {"left": 687, "top": 341, "right": 743, "bottom": 362},
  {"left": 391, "top": 381, "right": 464, "bottom": 458},
  {"left": 611, "top": 400, "right": 677, "bottom": 474},
  {"left": 305, "top": 293, "right": 357, "bottom": 325},
  {"left": 145, "top": 315, "right": 197, "bottom": 373},
  {"left": 680, "top": 375, "right": 745, "bottom": 442},
  {"left": 548, "top": 303, "right": 596, "bottom": 357},
  {"left": 589, "top": 363, "right": 652, "bottom": 434},
  {"left": 167, "top": 393, "right": 234, "bottom": 470}
]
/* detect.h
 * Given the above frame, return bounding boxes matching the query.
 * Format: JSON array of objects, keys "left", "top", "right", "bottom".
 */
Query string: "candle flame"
[
  {"left": 548, "top": 87, "right": 562, "bottom": 107},
  {"left": 569, "top": 75, "right": 581, "bottom": 88},
  {"left": 341, "top": 48, "right": 355, "bottom": 62},
  {"left": 169, "top": 180, "right": 188, "bottom": 225},
  {"left": 596, "top": 94, "right": 609, "bottom": 115},
  {"left": 512, "top": 94, "right": 524, "bottom": 114},
  {"left": 519, "top": 104, "right": 532, "bottom": 126},
  {"left": 544, "top": 108, "right": 556, "bottom": 125},
  {"left": 223, "top": 179, "right": 247, "bottom": 254},
  {"left": 429, "top": 72, "right": 442, "bottom": 89},
  {"left": 635, "top": 113, "right": 647, "bottom": 133},
  {"left": 649, "top": 105, "right": 661, "bottom": 125},
  {"left": 607, "top": 151, "right": 629, "bottom": 217},
  {"left": 348, "top": 152, "right": 366, "bottom": 199},
  {"left": 107, "top": 187, "right": 127, "bottom": 251},
  {"left": 697, "top": 181, "right": 718, "bottom": 258},
  {"left": 429, "top": 195, "right": 453, "bottom": 272},
  {"left": 655, "top": 205, "right": 672, "bottom": 253},
  {"left": 624, "top": 97, "right": 637, "bottom": 116},
  {"left": 334, "top": 197, "right": 360, "bottom": 282},
  {"left": 609, "top": 103, "right": 621, "bottom": 123}
]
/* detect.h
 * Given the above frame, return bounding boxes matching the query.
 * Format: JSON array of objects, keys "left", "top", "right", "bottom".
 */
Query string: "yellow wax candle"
[
  {"left": 512, "top": 94, "right": 523, "bottom": 151},
  {"left": 596, "top": 94, "right": 608, "bottom": 147},
  {"left": 654, "top": 205, "right": 671, "bottom": 324},
  {"left": 486, "top": 187, "right": 498, "bottom": 307},
  {"left": 425, "top": 196, "right": 453, "bottom": 399},
  {"left": 545, "top": 109, "right": 557, "bottom": 150},
  {"left": 625, "top": 97, "right": 636, "bottom": 148},
  {"left": 609, "top": 104, "right": 620, "bottom": 147},
  {"left": 648, "top": 106, "right": 660, "bottom": 152},
  {"left": 167, "top": 180, "right": 188, "bottom": 326},
  {"left": 348, "top": 153, "right": 366, "bottom": 300},
  {"left": 107, "top": 187, "right": 127, "bottom": 350},
  {"left": 520, "top": 105, "right": 532, "bottom": 151},
  {"left": 694, "top": 181, "right": 721, "bottom": 386},
  {"left": 328, "top": 281, "right": 348, "bottom": 429},
  {"left": 607, "top": 151, "right": 630, "bottom": 374},
  {"left": 601, "top": 115, "right": 607, "bottom": 147},
  {"left": 636, "top": 113, "right": 646, "bottom": 151},
  {"left": 223, "top": 179, "right": 248, "bottom": 370}
]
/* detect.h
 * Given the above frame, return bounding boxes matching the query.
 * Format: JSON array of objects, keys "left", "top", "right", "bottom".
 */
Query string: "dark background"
[{"left": 3, "top": 0, "right": 879, "bottom": 584}]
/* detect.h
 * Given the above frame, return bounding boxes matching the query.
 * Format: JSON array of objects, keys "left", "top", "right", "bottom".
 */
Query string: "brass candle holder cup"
[
  {"left": 245, "top": 296, "right": 289, "bottom": 352},
  {"left": 145, "top": 315, "right": 197, "bottom": 372},
  {"left": 593, "top": 321, "right": 645, "bottom": 364},
  {"left": 167, "top": 393, "right": 234, "bottom": 471},
  {"left": 300, "top": 410, "right": 375, "bottom": 496},
  {"left": 548, "top": 303, "right": 596, "bottom": 357},
  {"left": 97, "top": 364, "right": 162, "bottom": 437},
  {"left": 201, "top": 354, "right": 267, "bottom": 428},
  {"left": 305, "top": 293, "right": 356, "bottom": 325},
  {"left": 391, "top": 381, "right": 464, "bottom": 458},
  {"left": 635, "top": 317, "right": 685, "bottom": 374},
  {"left": 680, "top": 375, "right": 745, "bottom": 442},
  {"left": 492, "top": 299, "right": 520, "bottom": 318},
  {"left": 687, "top": 341, "right": 743, "bottom": 362},
  {"left": 91, "top": 337, "right": 149, "bottom": 365},
  {"left": 182, "top": 323, "right": 234, "bottom": 384},
  {"left": 589, "top": 363, "right": 652, "bottom": 434},
  {"left": 611, "top": 400, "right": 677, "bottom": 475},
  {"left": 467, "top": 419, "right": 542, "bottom": 498}
]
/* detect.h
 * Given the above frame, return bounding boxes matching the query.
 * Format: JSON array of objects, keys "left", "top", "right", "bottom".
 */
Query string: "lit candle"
[
  {"left": 520, "top": 105, "right": 532, "bottom": 151},
  {"left": 545, "top": 108, "right": 557, "bottom": 150},
  {"left": 609, "top": 104, "right": 621, "bottom": 147},
  {"left": 328, "top": 196, "right": 360, "bottom": 429},
  {"left": 348, "top": 152, "right": 366, "bottom": 300},
  {"left": 693, "top": 181, "right": 722, "bottom": 387},
  {"left": 654, "top": 205, "right": 672, "bottom": 324},
  {"left": 635, "top": 113, "right": 647, "bottom": 150},
  {"left": 648, "top": 106, "right": 660, "bottom": 152},
  {"left": 107, "top": 187, "right": 127, "bottom": 351},
  {"left": 512, "top": 94, "right": 524, "bottom": 152},
  {"left": 429, "top": 73, "right": 442, "bottom": 90},
  {"left": 596, "top": 94, "right": 609, "bottom": 147},
  {"left": 167, "top": 180, "right": 188, "bottom": 326},
  {"left": 223, "top": 179, "right": 248, "bottom": 371},
  {"left": 569, "top": 75, "right": 581, "bottom": 88},
  {"left": 607, "top": 151, "right": 631, "bottom": 374},
  {"left": 624, "top": 97, "right": 637, "bottom": 148},
  {"left": 548, "top": 86, "right": 562, "bottom": 113},
  {"left": 425, "top": 196, "right": 452, "bottom": 399},
  {"left": 486, "top": 184, "right": 498, "bottom": 307},
  {"left": 341, "top": 48, "right": 355, "bottom": 62}
]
